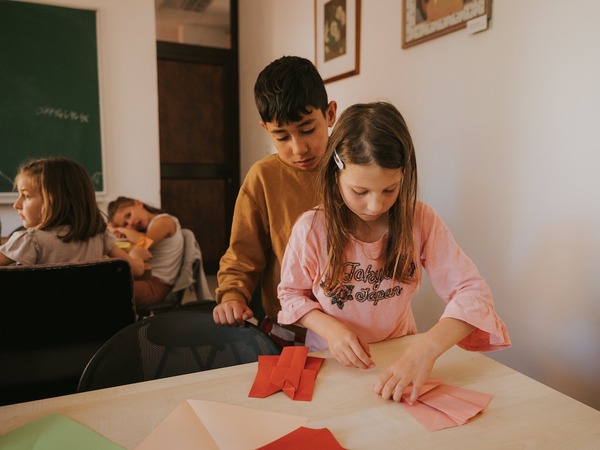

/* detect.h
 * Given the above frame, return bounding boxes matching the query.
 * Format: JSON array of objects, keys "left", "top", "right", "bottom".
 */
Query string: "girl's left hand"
[
  {"left": 114, "top": 227, "right": 143, "bottom": 243},
  {"left": 129, "top": 247, "right": 152, "bottom": 262},
  {"left": 372, "top": 339, "right": 437, "bottom": 404}
]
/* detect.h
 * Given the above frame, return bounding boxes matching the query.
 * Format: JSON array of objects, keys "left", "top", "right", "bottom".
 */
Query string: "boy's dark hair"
[{"left": 254, "top": 56, "right": 329, "bottom": 126}]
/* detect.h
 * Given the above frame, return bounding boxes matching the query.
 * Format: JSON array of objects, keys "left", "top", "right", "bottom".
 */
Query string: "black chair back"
[
  {"left": 0, "top": 258, "right": 135, "bottom": 405},
  {"left": 78, "top": 309, "right": 282, "bottom": 392}
]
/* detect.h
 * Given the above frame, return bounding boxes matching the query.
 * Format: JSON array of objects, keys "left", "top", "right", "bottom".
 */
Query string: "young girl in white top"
[
  {"left": 108, "top": 197, "right": 184, "bottom": 306},
  {"left": 0, "top": 157, "right": 147, "bottom": 276},
  {"left": 277, "top": 102, "right": 511, "bottom": 404}
]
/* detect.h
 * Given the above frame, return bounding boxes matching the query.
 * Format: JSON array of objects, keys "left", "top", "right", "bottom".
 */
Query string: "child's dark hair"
[
  {"left": 317, "top": 101, "right": 419, "bottom": 288},
  {"left": 107, "top": 196, "right": 164, "bottom": 224},
  {"left": 15, "top": 156, "right": 106, "bottom": 242},
  {"left": 254, "top": 56, "right": 329, "bottom": 126}
]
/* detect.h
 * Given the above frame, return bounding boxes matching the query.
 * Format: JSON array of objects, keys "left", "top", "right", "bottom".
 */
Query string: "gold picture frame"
[
  {"left": 314, "top": 0, "right": 361, "bottom": 84},
  {"left": 402, "top": 0, "right": 490, "bottom": 49}
]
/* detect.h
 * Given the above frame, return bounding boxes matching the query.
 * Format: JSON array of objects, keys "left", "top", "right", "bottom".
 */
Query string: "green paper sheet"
[{"left": 0, "top": 414, "right": 124, "bottom": 450}]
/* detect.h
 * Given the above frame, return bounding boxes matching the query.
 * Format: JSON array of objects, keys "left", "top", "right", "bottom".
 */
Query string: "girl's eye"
[{"left": 353, "top": 190, "right": 367, "bottom": 196}]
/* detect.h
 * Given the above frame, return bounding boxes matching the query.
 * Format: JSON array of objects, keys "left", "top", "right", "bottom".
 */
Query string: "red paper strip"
[{"left": 256, "top": 427, "right": 345, "bottom": 450}]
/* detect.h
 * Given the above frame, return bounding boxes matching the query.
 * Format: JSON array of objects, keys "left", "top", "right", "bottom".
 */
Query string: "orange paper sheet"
[
  {"left": 400, "top": 379, "right": 492, "bottom": 431},
  {"left": 249, "top": 346, "right": 325, "bottom": 401}
]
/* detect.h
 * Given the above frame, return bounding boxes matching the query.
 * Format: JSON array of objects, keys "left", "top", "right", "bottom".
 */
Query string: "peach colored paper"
[
  {"left": 249, "top": 346, "right": 325, "bottom": 401},
  {"left": 135, "top": 399, "right": 308, "bottom": 450},
  {"left": 400, "top": 379, "right": 492, "bottom": 431}
]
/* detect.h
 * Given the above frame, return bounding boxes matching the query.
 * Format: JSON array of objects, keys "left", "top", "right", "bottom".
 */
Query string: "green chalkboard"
[{"left": 0, "top": 0, "right": 103, "bottom": 195}]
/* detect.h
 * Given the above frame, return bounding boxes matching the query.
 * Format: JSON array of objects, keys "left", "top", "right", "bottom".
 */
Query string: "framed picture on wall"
[
  {"left": 402, "top": 0, "right": 490, "bottom": 49},
  {"left": 314, "top": 0, "right": 361, "bottom": 84}
]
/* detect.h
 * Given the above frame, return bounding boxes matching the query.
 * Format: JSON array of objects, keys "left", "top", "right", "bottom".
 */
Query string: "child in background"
[
  {"left": 107, "top": 197, "right": 183, "bottom": 306},
  {"left": 277, "top": 102, "right": 511, "bottom": 403},
  {"left": 213, "top": 56, "right": 337, "bottom": 346},
  {"left": 0, "top": 157, "right": 147, "bottom": 277}
]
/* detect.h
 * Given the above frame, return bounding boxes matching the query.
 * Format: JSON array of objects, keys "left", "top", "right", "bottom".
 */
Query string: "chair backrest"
[
  {"left": 0, "top": 258, "right": 135, "bottom": 405},
  {"left": 77, "top": 309, "right": 282, "bottom": 392},
  {"left": 168, "top": 228, "right": 214, "bottom": 302},
  {"left": 136, "top": 228, "right": 214, "bottom": 318}
]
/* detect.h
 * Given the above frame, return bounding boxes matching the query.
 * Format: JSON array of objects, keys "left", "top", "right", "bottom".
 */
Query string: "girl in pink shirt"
[{"left": 277, "top": 102, "right": 510, "bottom": 403}]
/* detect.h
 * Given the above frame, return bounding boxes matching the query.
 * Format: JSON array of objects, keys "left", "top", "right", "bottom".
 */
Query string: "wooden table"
[{"left": 1, "top": 335, "right": 599, "bottom": 449}]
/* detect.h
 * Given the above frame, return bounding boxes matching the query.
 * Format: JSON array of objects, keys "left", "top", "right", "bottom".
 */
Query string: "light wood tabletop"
[{"left": 1, "top": 334, "right": 599, "bottom": 449}]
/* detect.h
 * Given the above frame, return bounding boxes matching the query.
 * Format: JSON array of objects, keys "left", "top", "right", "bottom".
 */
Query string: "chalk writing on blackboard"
[{"left": 35, "top": 106, "right": 91, "bottom": 124}]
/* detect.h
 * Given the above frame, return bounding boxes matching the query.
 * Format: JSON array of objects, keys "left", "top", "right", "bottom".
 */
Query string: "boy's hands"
[{"left": 213, "top": 300, "right": 254, "bottom": 326}]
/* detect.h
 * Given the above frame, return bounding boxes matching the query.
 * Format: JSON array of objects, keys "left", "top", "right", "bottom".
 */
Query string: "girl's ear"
[{"left": 134, "top": 199, "right": 143, "bottom": 208}]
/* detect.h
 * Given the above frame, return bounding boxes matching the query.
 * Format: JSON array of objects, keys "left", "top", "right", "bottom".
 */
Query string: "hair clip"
[{"left": 333, "top": 149, "right": 345, "bottom": 170}]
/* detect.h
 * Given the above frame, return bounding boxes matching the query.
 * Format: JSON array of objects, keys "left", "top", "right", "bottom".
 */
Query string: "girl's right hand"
[{"left": 315, "top": 315, "right": 374, "bottom": 369}]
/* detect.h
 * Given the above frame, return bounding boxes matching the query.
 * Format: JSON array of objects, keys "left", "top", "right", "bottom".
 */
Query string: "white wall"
[
  {"left": 0, "top": 0, "right": 161, "bottom": 234},
  {"left": 239, "top": 0, "right": 600, "bottom": 410}
]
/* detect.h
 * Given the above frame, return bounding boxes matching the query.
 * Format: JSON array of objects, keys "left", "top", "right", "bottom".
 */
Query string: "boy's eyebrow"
[{"left": 271, "top": 117, "right": 316, "bottom": 133}]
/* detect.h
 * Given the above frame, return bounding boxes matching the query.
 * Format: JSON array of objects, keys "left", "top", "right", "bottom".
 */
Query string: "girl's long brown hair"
[
  {"left": 316, "top": 102, "right": 418, "bottom": 291},
  {"left": 15, "top": 157, "right": 106, "bottom": 242},
  {"left": 107, "top": 196, "right": 164, "bottom": 224}
]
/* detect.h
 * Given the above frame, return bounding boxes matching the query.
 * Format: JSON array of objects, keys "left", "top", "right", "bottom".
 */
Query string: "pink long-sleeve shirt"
[{"left": 277, "top": 201, "right": 511, "bottom": 352}]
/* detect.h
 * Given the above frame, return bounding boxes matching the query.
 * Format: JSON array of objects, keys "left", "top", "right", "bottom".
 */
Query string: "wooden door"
[{"left": 156, "top": 39, "right": 239, "bottom": 274}]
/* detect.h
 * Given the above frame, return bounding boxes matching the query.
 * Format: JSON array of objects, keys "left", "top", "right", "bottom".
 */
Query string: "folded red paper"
[
  {"left": 256, "top": 426, "right": 345, "bottom": 450},
  {"left": 249, "top": 346, "right": 325, "bottom": 401},
  {"left": 400, "top": 379, "right": 492, "bottom": 431}
]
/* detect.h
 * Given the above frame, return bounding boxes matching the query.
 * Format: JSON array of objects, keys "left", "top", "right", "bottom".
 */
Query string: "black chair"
[
  {"left": 0, "top": 258, "right": 135, "bottom": 405},
  {"left": 77, "top": 309, "right": 282, "bottom": 392}
]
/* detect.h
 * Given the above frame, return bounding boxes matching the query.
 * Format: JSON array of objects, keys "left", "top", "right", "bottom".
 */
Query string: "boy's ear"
[
  {"left": 326, "top": 101, "right": 338, "bottom": 126},
  {"left": 259, "top": 120, "right": 268, "bottom": 131}
]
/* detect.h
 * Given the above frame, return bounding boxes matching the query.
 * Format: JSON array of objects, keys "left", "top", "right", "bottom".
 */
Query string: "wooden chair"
[{"left": 0, "top": 258, "right": 136, "bottom": 405}]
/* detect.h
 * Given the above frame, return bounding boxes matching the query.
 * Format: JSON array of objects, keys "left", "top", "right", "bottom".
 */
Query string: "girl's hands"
[
  {"left": 372, "top": 318, "right": 475, "bottom": 404},
  {"left": 301, "top": 310, "right": 374, "bottom": 369},
  {"left": 113, "top": 227, "right": 143, "bottom": 244},
  {"left": 129, "top": 247, "right": 152, "bottom": 262},
  {"left": 372, "top": 339, "right": 437, "bottom": 404}
]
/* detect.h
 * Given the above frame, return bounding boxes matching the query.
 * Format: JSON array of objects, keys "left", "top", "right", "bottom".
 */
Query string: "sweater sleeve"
[
  {"left": 418, "top": 203, "right": 511, "bottom": 352},
  {"left": 215, "top": 172, "right": 269, "bottom": 305},
  {"left": 277, "top": 210, "right": 323, "bottom": 325}
]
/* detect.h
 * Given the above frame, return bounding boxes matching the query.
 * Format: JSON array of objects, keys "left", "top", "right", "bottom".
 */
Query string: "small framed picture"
[
  {"left": 402, "top": 0, "right": 490, "bottom": 49},
  {"left": 314, "top": 0, "right": 361, "bottom": 84}
]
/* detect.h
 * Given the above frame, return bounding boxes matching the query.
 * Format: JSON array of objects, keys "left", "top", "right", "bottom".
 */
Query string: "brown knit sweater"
[{"left": 216, "top": 154, "right": 319, "bottom": 321}]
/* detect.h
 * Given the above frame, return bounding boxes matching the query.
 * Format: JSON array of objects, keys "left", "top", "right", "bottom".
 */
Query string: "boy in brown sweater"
[{"left": 213, "top": 56, "right": 337, "bottom": 345}]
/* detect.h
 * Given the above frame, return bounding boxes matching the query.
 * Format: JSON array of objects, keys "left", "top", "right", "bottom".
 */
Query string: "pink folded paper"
[
  {"left": 256, "top": 427, "right": 346, "bottom": 450},
  {"left": 400, "top": 379, "right": 492, "bottom": 431},
  {"left": 249, "top": 346, "right": 325, "bottom": 401}
]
